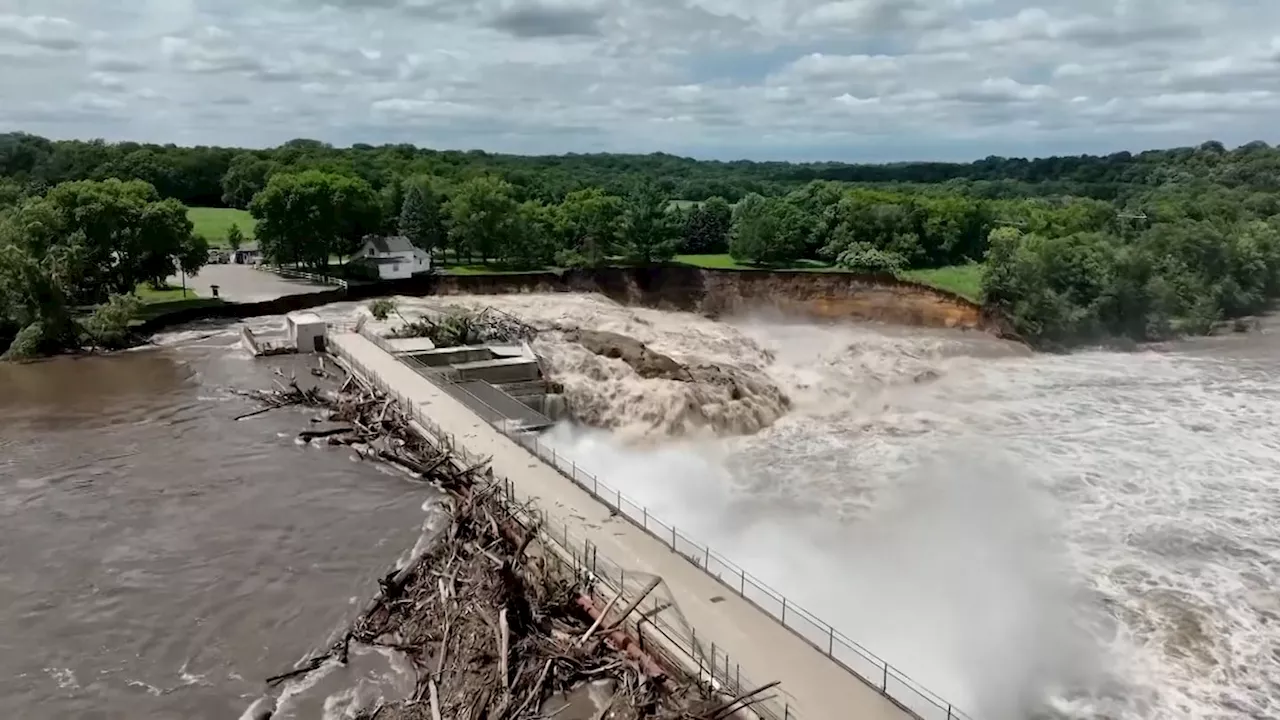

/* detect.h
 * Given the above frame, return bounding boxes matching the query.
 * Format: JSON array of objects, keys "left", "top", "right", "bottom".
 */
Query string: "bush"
[
  {"left": 832, "top": 243, "right": 906, "bottom": 273},
  {"left": 82, "top": 294, "right": 142, "bottom": 350},
  {"left": 369, "top": 298, "right": 396, "bottom": 321}
]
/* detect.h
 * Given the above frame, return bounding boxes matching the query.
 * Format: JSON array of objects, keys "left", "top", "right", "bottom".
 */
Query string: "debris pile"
[
  {"left": 388, "top": 306, "right": 538, "bottom": 347},
  {"left": 235, "top": 356, "right": 774, "bottom": 719}
]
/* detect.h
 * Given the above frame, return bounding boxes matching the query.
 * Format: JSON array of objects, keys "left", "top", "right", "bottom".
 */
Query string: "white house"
[{"left": 353, "top": 235, "right": 431, "bottom": 280}]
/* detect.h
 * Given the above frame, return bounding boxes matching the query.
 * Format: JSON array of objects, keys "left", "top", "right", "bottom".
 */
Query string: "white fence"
[{"left": 258, "top": 265, "right": 349, "bottom": 289}]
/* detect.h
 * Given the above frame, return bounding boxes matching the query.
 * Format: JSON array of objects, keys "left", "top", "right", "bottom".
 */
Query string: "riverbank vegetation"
[
  {"left": 4, "top": 132, "right": 1280, "bottom": 349},
  {"left": 0, "top": 177, "right": 208, "bottom": 358}
]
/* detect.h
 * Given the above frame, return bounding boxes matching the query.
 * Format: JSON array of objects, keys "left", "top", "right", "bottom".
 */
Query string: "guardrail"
[
  {"left": 328, "top": 337, "right": 798, "bottom": 720},
  {"left": 340, "top": 323, "right": 974, "bottom": 720},
  {"left": 259, "top": 264, "right": 349, "bottom": 289}
]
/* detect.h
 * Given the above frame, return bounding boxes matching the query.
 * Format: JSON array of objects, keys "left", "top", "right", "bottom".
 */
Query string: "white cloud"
[
  {"left": 1, "top": 1, "right": 1279, "bottom": 160},
  {"left": 0, "top": 14, "right": 81, "bottom": 52}
]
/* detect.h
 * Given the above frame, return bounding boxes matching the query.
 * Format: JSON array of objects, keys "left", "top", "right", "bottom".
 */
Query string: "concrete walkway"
[
  {"left": 331, "top": 331, "right": 911, "bottom": 720},
  {"left": 166, "top": 265, "right": 331, "bottom": 303}
]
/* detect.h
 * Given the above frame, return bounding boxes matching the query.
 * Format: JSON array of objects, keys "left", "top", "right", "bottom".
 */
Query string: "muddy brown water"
[{"left": 0, "top": 335, "right": 431, "bottom": 719}]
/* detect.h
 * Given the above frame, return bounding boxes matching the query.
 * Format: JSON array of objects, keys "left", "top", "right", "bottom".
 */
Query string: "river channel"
[
  {"left": 0, "top": 322, "right": 432, "bottom": 719},
  {"left": 2, "top": 298, "right": 1278, "bottom": 720}
]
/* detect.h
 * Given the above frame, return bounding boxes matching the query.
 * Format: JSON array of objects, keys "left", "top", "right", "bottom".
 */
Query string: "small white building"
[
  {"left": 287, "top": 311, "right": 327, "bottom": 353},
  {"left": 353, "top": 236, "right": 431, "bottom": 280}
]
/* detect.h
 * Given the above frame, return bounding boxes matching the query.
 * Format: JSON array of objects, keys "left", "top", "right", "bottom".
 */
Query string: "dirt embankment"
[{"left": 432, "top": 267, "right": 1000, "bottom": 334}]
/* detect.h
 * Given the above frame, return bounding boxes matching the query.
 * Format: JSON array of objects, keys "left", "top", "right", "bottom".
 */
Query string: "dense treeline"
[
  {"left": 3, "top": 131, "right": 1280, "bottom": 354},
  {"left": 6, "top": 133, "right": 1280, "bottom": 208}
]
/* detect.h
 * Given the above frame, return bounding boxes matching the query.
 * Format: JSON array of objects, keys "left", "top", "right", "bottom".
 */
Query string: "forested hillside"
[
  {"left": 5, "top": 133, "right": 1280, "bottom": 206},
  {"left": 3, "top": 131, "right": 1280, "bottom": 355}
]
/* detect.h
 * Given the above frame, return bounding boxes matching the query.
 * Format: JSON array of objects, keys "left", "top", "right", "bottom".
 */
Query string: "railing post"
[
  {"left": 643, "top": 506, "right": 647, "bottom": 529},
  {"left": 782, "top": 596, "right": 787, "bottom": 623},
  {"left": 882, "top": 663, "right": 888, "bottom": 691},
  {"left": 671, "top": 525, "right": 677, "bottom": 549},
  {"left": 828, "top": 626, "right": 834, "bottom": 655},
  {"left": 616, "top": 488, "right": 621, "bottom": 510},
  {"left": 739, "top": 568, "right": 745, "bottom": 594},
  {"left": 947, "top": 705, "right": 953, "bottom": 720},
  {"left": 703, "top": 545, "right": 709, "bottom": 569}
]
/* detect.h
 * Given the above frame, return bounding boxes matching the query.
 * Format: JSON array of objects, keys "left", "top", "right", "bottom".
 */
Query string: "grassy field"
[
  {"left": 677, "top": 254, "right": 985, "bottom": 300},
  {"left": 441, "top": 263, "right": 555, "bottom": 276},
  {"left": 134, "top": 283, "right": 198, "bottom": 303},
  {"left": 674, "top": 253, "right": 833, "bottom": 271},
  {"left": 188, "top": 207, "right": 256, "bottom": 247},
  {"left": 899, "top": 264, "right": 985, "bottom": 301},
  {"left": 127, "top": 284, "right": 229, "bottom": 323},
  {"left": 132, "top": 297, "right": 227, "bottom": 323}
]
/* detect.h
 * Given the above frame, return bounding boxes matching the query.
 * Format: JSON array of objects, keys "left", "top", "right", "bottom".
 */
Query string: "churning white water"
[{"left": 377, "top": 293, "right": 1280, "bottom": 720}]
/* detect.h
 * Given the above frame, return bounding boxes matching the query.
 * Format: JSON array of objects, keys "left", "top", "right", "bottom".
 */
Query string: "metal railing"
[
  {"left": 328, "top": 337, "right": 796, "bottom": 719},
  {"left": 337, "top": 324, "right": 974, "bottom": 720}
]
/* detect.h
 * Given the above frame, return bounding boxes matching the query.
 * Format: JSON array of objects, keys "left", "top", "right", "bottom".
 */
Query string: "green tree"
[
  {"left": 620, "top": 181, "right": 678, "bottom": 264},
  {"left": 554, "top": 188, "right": 624, "bottom": 268},
  {"left": 15, "top": 178, "right": 199, "bottom": 302},
  {"left": 221, "top": 153, "right": 276, "bottom": 209},
  {"left": 249, "top": 170, "right": 379, "bottom": 269},
  {"left": 398, "top": 177, "right": 445, "bottom": 255},
  {"left": 443, "top": 175, "right": 519, "bottom": 265},
  {"left": 729, "top": 194, "right": 806, "bottom": 265},
  {"left": 681, "top": 196, "right": 732, "bottom": 254},
  {"left": 510, "top": 200, "right": 558, "bottom": 268},
  {"left": 225, "top": 222, "right": 244, "bottom": 252}
]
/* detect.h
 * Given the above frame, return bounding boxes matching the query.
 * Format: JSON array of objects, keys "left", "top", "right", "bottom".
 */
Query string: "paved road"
[
  {"left": 168, "top": 265, "right": 331, "bottom": 303},
  {"left": 331, "top": 331, "right": 912, "bottom": 720}
]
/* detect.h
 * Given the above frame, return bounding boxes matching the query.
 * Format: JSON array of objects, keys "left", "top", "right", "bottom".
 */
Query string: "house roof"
[{"left": 364, "top": 235, "right": 416, "bottom": 254}]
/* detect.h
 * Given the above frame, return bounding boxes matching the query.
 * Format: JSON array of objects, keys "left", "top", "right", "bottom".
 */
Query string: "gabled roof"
[{"left": 364, "top": 235, "right": 416, "bottom": 254}]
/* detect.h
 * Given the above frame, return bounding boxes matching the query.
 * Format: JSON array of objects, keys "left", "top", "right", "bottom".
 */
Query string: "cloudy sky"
[{"left": 2, "top": 0, "right": 1278, "bottom": 161}]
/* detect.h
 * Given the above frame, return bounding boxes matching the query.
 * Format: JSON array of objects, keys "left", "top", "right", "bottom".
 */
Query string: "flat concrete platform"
[
  {"left": 331, "top": 332, "right": 911, "bottom": 720},
  {"left": 167, "top": 264, "right": 331, "bottom": 303}
]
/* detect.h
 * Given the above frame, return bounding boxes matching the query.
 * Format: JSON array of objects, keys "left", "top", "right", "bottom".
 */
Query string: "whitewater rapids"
[{"left": 347, "top": 293, "right": 1280, "bottom": 720}]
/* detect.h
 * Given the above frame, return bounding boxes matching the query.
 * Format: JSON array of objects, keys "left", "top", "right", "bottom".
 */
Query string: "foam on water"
[{"left": 427, "top": 293, "right": 1280, "bottom": 720}]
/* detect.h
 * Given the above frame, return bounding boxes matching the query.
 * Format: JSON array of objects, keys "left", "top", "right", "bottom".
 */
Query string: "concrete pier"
[{"left": 330, "top": 331, "right": 915, "bottom": 720}]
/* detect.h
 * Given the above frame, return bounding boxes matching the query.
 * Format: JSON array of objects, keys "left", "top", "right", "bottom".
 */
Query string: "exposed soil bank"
[
  {"left": 431, "top": 267, "right": 995, "bottom": 332},
  {"left": 135, "top": 267, "right": 1005, "bottom": 337}
]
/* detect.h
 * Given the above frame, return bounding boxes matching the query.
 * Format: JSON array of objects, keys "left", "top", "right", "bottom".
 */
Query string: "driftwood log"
[{"left": 239, "top": 355, "right": 765, "bottom": 720}]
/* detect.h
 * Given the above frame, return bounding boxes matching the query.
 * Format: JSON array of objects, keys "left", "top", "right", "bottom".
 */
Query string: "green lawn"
[
  {"left": 188, "top": 207, "right": 256, "bottom": 247},
  {"left": 674, "top": 253, "right": 833, "bottom": 271},
  {"left": 439, "top": 261, "right": 557, "bottom": 275},
  {"left": 134, "top": 283, "right": 198, "bottom": 303},
  {"left": 678, "top": 254, "right": 985, "bottom": 300},
  {"left": 132, "top": 297, "right": 227, "bottom": 323},
  {"left": 899, "top": 264, "right": 985, "bottom": 302}
]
